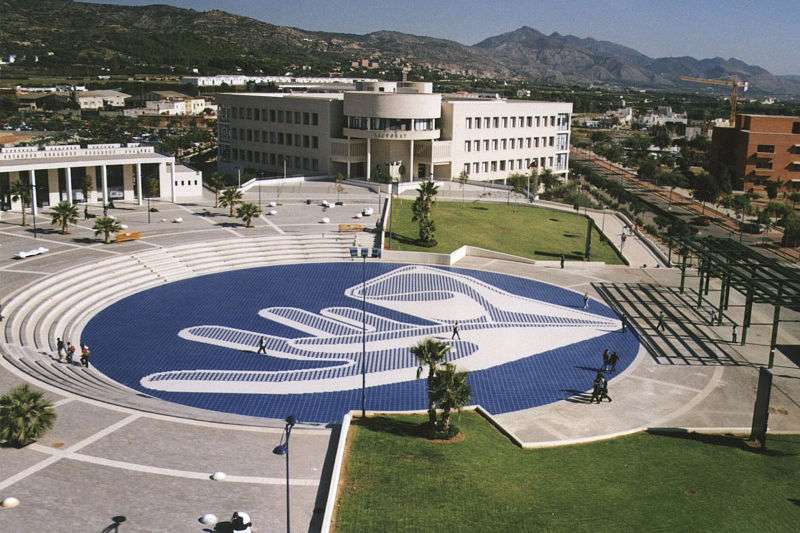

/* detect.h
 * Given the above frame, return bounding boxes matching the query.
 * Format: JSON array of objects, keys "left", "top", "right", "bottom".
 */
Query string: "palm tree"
[
  {"left": 236, "top": 202, "right": 261, "bottom": 228},
  {"left": 411, "top": 338, "right": 450, "bottom": 427},
  {"left": 218, "top": 187, "right": 243, "bottom": 217},
  {"left": 93, "top": 216, "right": 122, "bottom": 244},
  {"left": 205, "top": 173, "right": 226, "bottom": 207},
  {"left": 50, "top": 201, "right": 79, "bottom": 234},
  {"left": 9, "top": 179, "right": 31, "bottom": 226},
  {"left": 430, "top": 363, "right": 471, "bottom": 434},
  {"left": 411, "top": 181, "right": 439, "bottom": 245},
  {"left": 0, "top": 384, "right": 56, "bottom": 448}
]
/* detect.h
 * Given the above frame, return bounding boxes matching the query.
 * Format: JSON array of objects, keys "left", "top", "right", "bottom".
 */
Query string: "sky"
[{"left": 85, "top": 0, "right": 800, "bottom": 75}]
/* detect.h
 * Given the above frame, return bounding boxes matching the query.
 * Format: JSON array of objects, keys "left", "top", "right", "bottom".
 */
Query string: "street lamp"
[
  {"left": 350, "top": 246, "right": 381, "bottom": 417},
  {"left": 272, "top": 415, "right": 296, "bottom": 533}
]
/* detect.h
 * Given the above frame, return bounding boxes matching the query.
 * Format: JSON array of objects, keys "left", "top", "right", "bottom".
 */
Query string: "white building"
[
  {"left": 637, "top": 106, "right": 688, "bottom": 127},
  {"left": 124, "top": 92, "right": 213, "bottom": 117},
  {"left": 217, "top": 81, "right": 571, "bottom": 182},
  {"left": 76, "top": 90, "right": 130, "bottom": 110},
  {"left": 0, "top": 144, "right": 201, "bottom": 213},
  {"left": 182, "top": 75, "right": 379, "bottom": 87}
]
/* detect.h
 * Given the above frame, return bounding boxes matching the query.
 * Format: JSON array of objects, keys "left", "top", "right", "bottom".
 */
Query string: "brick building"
[{"left": 710, "top": 114, "right": 800, "bottom": 192}]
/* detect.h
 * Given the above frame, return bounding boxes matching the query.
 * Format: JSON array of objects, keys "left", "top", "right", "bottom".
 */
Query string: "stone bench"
[{"left": 14, "top": 247, "right": 49, "bottom": 259}]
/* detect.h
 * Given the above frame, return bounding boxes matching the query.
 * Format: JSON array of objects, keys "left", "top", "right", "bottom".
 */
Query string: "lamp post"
[
  {"left": 350, "top": 246, "right": 381, "bottom": 417},
  {"left": 147, "top": 197, "right": 151, "bottom": 224},
  {"left": 272, "top": 415, "right": 296, "bottom": 533},
  {"left": 30, "top": 182, "right": 37, "bottom": 239}
]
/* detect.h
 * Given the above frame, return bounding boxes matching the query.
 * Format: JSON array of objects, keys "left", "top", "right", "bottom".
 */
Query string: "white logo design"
[{"left": 140, "top": 266, "right": 620, "bottom": 394}]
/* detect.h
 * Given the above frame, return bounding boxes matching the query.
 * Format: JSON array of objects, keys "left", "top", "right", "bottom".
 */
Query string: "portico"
[{"left": 0, "top": 144, "right": 190, "bottom": 214}]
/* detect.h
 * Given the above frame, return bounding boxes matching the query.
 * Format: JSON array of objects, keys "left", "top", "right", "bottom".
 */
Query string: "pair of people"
[
  {"left": 591, "top": 371, "right": 611, "bottom": 403},
  {"left": 601, "top": 349, "right": 619, "bottom": 373}
]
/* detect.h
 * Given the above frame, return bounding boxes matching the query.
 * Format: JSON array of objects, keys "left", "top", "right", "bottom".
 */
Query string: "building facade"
[
  {"left": 76, "top": 90, "right": 130, "bottom": 110},
  {"left": 182, "top": 75, "right": 379, "bottom": 87},
  {"left": 217, "top": 81, "right": 572, "bottom": 182},
  {"left": 711, "top": 114, "right": 800, "bottom": 192},
  {"left": 0, "top": 144, "right": 200, "bottom": 213}
]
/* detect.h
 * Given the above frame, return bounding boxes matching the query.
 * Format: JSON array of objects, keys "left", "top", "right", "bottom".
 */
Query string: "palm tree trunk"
[
  {"left": 104, "top": 231, "right": 111, "bottom": 244},
  {"left": 441, "top": 407, "right": 451, "bottom": 432},
  {"left": 21, "top": 205, "right": 26, "bottom": 227}
]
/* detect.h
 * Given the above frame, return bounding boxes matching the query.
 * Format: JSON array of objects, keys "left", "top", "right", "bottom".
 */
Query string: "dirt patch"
[{"left": 428, "top": 431, "right": 465, "bottom": 445}]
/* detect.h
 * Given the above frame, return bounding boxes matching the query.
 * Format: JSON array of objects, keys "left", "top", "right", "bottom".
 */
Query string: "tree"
[
  {"left": 0, "top": 384, "right": 56, "bottom": 448},
  {"left": 430, "top": 363, "right": 471, "bottom": 434},
  {"left": 691, "top": 172, "right": 721, "bottom": 215},
  {"left": 649, "top": 125, "right": 672, "bottom": 149},
  {"left": 145, "top": 176, "right": 160, "bottom": 199},
  {"left": 456, "top": 170, "right": 469, "bottom": 205},
  {"left": 782, "top": 212, "right": 800, "bottom": 248},
  {"left": 236, "top": 202, "right": 261, "bottom": 228},
  {"left": 93, "top": 216, "right": 122, "bottom": 244},
  {"left": 638, "top": 158, "right": 658, "bottom": 181},
  {"left": 205, "top": 173, "right": 226, "bottom": 208},
  {"left": 9, "top": 179, "right": 31, "bottom": 226},
  {"left": 765, "top": 181, "right": 779, "bottom": 200},
  {"left": 335, "top": 173, "right": 345, "bottom": 204},
  {"left": 789, "top": 192, "right": 800, "bottom": 207},
  {"left": 411, "top": 181, "right": 438, "bottom": 246},
  {"left": 218, "top": 187, "right": 243, "bottom": 217},
  {"left": 539, "top": 168, "right": 559, "bottom": 192},
  {"left": 411, "top": 338, "right": 451, "bottom": 427},
  {"left": 50, "top": 201, "right": 78, "bottom": 234}
]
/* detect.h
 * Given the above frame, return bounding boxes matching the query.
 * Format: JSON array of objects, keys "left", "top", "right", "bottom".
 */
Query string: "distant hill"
[{"left": 1, "top": 0, "right": 797, "bottom": 95}]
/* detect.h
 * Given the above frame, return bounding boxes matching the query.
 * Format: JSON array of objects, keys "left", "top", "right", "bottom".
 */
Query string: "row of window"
[
  {"left": 465, "top": 113, "right": 570, "bottom": 130},
  {"left": 462, "top": 154, "right": 568, "bottom": 175},
  {"left": 346, "top": 116, "right": 438, "bottom": 131},
  {"left": 755, "top": 144, "right": 800, "bottom": 154},
  {"left": 464, "top": 134, "right": 569, "bottom": 153},
  {"left": 222, "top": 147, "right": 320, "bottom": 172},
  {"left": 228, "top": 128, "right": 320, "bottom": 149},
  {"left": 173, "top": 180, "right": 200, "bottom": 187},
  {"left": 222, "top": 106, "right": 320, "bottom": 126}
]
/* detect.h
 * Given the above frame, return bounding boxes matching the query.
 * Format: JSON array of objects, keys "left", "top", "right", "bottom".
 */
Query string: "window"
[
  {"left": 270, "top": 153, "right": 276, "bottom": 165},
  {"left": 527, "top": 116, "right": 532, "bottom": 127},
  {"left": 475, "top": 139, "right": 481, "bottom": 151},
  {"left": 254, "top": 130, "right": 260, "bottom": 142},
  {"left": 464, "top": 163, "right": 470, "bottom": 174},
  {"left": 511, "top": 117, "right": 516, "bottom": 128},
  {"left": 246, "top": 129, "right": 253, "bottom": 142},
  {"left": 510, "top": 138, "right": 515, "bottom": 149},
  {"left": 508, "top": 160, "right": 514, "bottom": 171},
  {"left": 295, "top": 134, "right": 301, "bottom": 146},
  {"left": 277, "top": 132, "right": 284, "bottom": 145},
  {"left": 262, "top": 109, "right": 268, "bottom": 122},
  {"left": 475, "top": 117, "right": 481, "bottom": 129},
  {"left": 755, "top": 160, "right": 773, "bottom": 169},
  {"left": 482, "top": 162, "right": 488, "bottom": 173},
  {"left": 246, "top": 108, "right": 252, "bottom": 120},
  {"left": 502, "top": 117, "right": 508, "bottom": 128},
  {"left": 277, "top": 110, "right": 284, "bottom": 122},
  {"left": 465, "top": 140, "right": 471, "bottom": 152},
  {"left": 312, "top": 113, "right": 319, "bottom": 126},
  {"left": 756, "top": 144, "right": 775, "bottom": 153},
  {"left": 793, "top": 122, "right": 800, "bottom": 134},
  {"left": 295, "top": 112, "right": 301, "bottom": 124},
  {"left": 526, "top": 138, "right": 532, "bottom": 148},
  {"left": 312, "top": 136, "right": 319, "bottom": 149},
  {"left": 270, "top": 132, "right": 276, "bottom": 144},
  {"left": 491, "top": 161, "right": 497, "bottom": 172},
  {"left": 518, "top": 116, "right": 524, "bottom": 126},
  {"left": 483, "top": 139, "right": 490, "bottom": 151},
  {"left": 473, "top": 162, "right": 479, "bottom": 173},
  {"left": 303, "top": 112, "right": 310, "bottom": 125},
  {"left": 492, "top": 139, "right": 498, "bottom": 150},
  {"left": 499, "top": 160, "right": 506, "bottom": 171},
  {"left": 535, "top": 116, "right": 541, "bottom": 127},
  {"left": 484, "top": 117, "right": 490, "bottom": 128},
  {"left": 466, "top": 117, "right": 473, "bottom": 129},
  {"left": 493, "top": 117, "right": 499, "bottom": 128},
  {"left": 517, "top": 137, "right": 523, "bottom": 147},
  {"left": 286, "top": 112, "right": 293, "bottom": 124},
  {"left": 549, "top": 136, "right": 555, "bottom": 147},
  {"left": 303, "top": 158, "right": 310, "bottom": 170},
  {"left": 286, "top": 135, "right": 292, "bottom": 146},
  {"left": 303, "top": 135, "right": 310, "bottom": 148},
  {"left": 270, "top": 110, "right": 276, "bottom": 122},
  {"left": 231, "top": 107, "right": 238, "bottom": 119},
  {"left": 294, "top": 156, "right": 301, "bottom": 168},
  {"left": 501, "top": 139, "right": 507, "bottom": 150},
  {"left": 312, "top": 159, "right": 319, "bottom": 171},
  {"left": 254, "top": 108, "right": 260, "bottom": 121},
  {"left": 517, "top": 159, "right": 522, "bottom": 169}
]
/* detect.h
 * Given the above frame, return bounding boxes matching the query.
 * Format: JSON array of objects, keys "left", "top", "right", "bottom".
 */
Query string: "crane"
[{"left": 679, "top": 75, "right": 749, "bottom": 125}]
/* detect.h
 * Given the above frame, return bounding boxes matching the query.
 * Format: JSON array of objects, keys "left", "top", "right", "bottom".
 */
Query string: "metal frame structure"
[{"left": 672, "top": 235, "right": 800, "bottom": 367}]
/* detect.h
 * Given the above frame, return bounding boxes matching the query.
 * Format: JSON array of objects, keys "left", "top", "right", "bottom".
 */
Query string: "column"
[
  {"left": 170, "top": 159, "right": 176, "bottom": 203},
  {"left": 366, "top": 138, "right": 371, "bottom": 182},
  {"left": 409, "top": 139, "right": 414, "bottom": 182},
  {"left": 66, "top": 167, "right": 73, "bottom": 204},
  {"left": 10, "top": 172, "right": 22, "bottom": 212},
  {"left": 122, "top": 164, "right": 135, "bottom": 201},
  {"left": 346, "top": 136, "right": 351, "bottom": 179},
  {"left": 29, "top": 169, "right": 38, "bottom": 216},
  {"left": 101, "top": 164, "right": 108, "bottom": 206},
  {"left": 135, "top": 163, "right": 143, "bottom": 206},
  {"left": 47, "top": 168, "right": 59, "bottom": 206},
  {"left": 86, "top": 166, "right": 98, "bottom": 204}
]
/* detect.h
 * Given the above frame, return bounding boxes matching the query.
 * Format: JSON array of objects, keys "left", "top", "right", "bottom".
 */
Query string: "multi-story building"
[
  {"left": 710, "top": 114, "right": 800, "bottom": 192},
  {"left": 182, "top": 75, "right": 379, "bottom": 87},
  {"left": 217, "top": 81, "right": 572, "bottom": 182},
  {"left": 76, "top": 90, "right": 130, "bottom": 110}
]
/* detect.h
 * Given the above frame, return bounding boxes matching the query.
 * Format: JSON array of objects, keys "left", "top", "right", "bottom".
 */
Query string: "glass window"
[
  {"left": 464, "top": 163, "right": 470, "bottom": 174},
  {"left": 312, "top": 113, "right": 319, "bottom": 126},
  {"left": 502, "top": 117, "right": 508, "bottom": 128},
  {"left": 312, "top": 159, "right": 319, "bottom": 171},
  {"left": 312, "top": 136, "right": 319, "bottom": 149},
  {"left": 466, "top": 117, "right": 472, "bottom": 129},
  {"left": 303, "top": 135, "right": 310, "bottom": 148},
  {"left": 254, "top": 108, "right": 260, "bottom": 121},
  {"left": 483, "top": 140, "right": 489, "bottom": 151},
  {"left": 491, "top": 161, "right": 497, "bottom": 172},
  {"left": 287, "top": 112, "right": 293, "bottom": 124},
  {"left": 473, "top": 162, "right": 479, "bottom": 173},
  {"left": 756, "top": 144, "right": 775, "bottom": 153},
  {"left": 475, "top": 140, "right": 481, "bottom": 152},
  {"left": 465, "top": 140, "right": 471, "bottom": 152},
  {"left": 303, "top": 112, "right": 310, "bottom": 125},
  {"left": 475, "top": 117, "right": 481, "bottom": 129},
  {"left": 492, "top": 139, "right": 498, "bottom": 150},
  {"left": 511, "top": 117, "right": 516, "bottom": 128},
  {"left": 501, "top": 139, "right": 507, "bottom": 150},
  {"left": 294, "top": 156, "right": 301, "bottom": 168},
  {"left": 277, "top": 110, "right": 284, "bottom": 122},
  {"left": 499, "top": 160, "right": 506, "bottom": 171},
  {"left": 510, "top": 138, "right": 515, "bottom": 149},
  {"left": 286, "top": 135, "right": 292, "bottom": 146},
  {"left": 493, "top": 117, "right": 499, "bottom": 128},
  {"left": 527, "top": 116, "right": 532, "bottom": 127},
  {"left": 270, "top": 109, "right": 276, "bottom": 122},
  {"left": 246, "top": 108, "right": 252, "bottom": 120},
  {"left": 277, "top": 132, "right": 284, "bottom": 145},
  {"left": 484, "top": 117, "right": 490, "bottom": 128},
  {"left": 482, "top": 162, "right": 488, "bottom": 172},
  {"left": 295, "top": 134, "right": 301, "bottom": 146}
]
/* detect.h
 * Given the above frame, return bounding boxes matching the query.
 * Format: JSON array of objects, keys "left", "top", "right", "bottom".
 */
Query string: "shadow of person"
[
  {"left": 212, "top": 521, "right": 233, "bottom": 533},
  {"left": 100, "top": 515, "right": 126, "bottom": 533}
]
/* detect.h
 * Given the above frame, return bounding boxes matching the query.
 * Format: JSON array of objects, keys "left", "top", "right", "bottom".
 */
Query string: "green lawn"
[
  {"left": 334, "top": 413, "right": 800, "bottom": 532},
  {"left": 387, "top": 199, "right": 625, "bottom": 264}
]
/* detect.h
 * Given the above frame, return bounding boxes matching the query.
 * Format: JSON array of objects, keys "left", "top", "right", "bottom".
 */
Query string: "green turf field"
[
  {"left": 387, "top": 199, "right": 625, "bottom": 264},
  {"left": 333, "top": 413, "right": 800, "bottom": 532}
]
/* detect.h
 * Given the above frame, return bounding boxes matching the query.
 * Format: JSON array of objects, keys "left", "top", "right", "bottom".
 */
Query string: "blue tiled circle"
[{"left": 83, "top": 263, "right": 639, "bottom": 423}]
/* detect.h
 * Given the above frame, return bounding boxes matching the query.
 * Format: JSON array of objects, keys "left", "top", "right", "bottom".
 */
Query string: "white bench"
[
  {"left": 15, "top": 247, "right": 49, "bottom": 259},
  {"left": 362, "top": 207, "right": 374, "bottom": 216}
]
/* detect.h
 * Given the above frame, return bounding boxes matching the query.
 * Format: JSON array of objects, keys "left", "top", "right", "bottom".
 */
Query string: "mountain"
[
  {"left": 0, "top": 1, "right": 797, "bottom": 95},
  {"left": 474, "top": 26, "right": 800, "bottom": 95}
]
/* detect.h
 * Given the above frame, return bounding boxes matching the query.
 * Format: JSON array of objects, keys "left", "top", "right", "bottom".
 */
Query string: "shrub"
[{"left": 0, "top": 384, "right": 56, "bottom": 448}]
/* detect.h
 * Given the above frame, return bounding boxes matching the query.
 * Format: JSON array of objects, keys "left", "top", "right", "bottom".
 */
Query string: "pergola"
[{"left": 671, "top": 235, "right": 800, "bottom": 367}]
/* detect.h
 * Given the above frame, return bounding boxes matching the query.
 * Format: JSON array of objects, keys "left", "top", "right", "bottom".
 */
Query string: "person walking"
[
  {"left": 591, "top": 371, "right": 605, "bottom": 404},
  {"left": 560, "top": 254, "right": 565, "bottom": 269},
  {"left": 56, "top": 338, "right": 65, "bottom": 361},
  {"left": 656, "top": 311, "right": 665, "bottom": 331},
  {"left": 608, "top": 351, "right": 619, "bottom": 373},
  {"left": 582, "top": 292, "right": 589, "bottom": 310},
  {"left": 66, "top": 342, "right": 75, "bottom": 364},
  {"left": 80, "top": 344, "right": 91, "bottom": 368},
  {"left": 601, "top": 349, "right": 610, "bottom": 372},
  {"left": 598, "top": 375, "right": 612, "bottom": 402},
  {"left": 451, "top": 321, "right": 461, "bottom": 340},
  {"left": 732, "top": 324, "right": 738, "bottom": 343},
  {"left": 256, "top": 337, "right": 267, "bottom": 354},
  {"left": 710, "top": 309, "right": 717, "bottom": 326}
]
